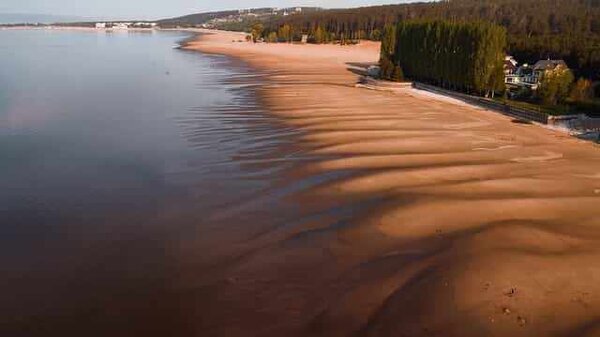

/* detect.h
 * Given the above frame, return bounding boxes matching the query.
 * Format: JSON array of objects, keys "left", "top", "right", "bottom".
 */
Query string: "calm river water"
[{"left": 0, "top": 29, "right": 313, "bottom": 336}]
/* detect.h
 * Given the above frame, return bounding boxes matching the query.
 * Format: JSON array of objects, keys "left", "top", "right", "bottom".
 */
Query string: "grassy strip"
[{"left": 493, "top": 97, "right": 587, "bottom": 116}]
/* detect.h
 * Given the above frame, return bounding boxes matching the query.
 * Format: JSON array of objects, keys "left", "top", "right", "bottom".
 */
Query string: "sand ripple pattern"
[{"left": 182, "top": 36, "right": 600, "bottom": 337}]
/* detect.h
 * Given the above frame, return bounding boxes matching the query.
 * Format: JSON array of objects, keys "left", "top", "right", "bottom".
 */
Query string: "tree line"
[
  {"left": 261, "top": 0, "right": 600, "bottom": 80},
  {"left": 381, "top": 20, "right": 507, "bottom": 97}
]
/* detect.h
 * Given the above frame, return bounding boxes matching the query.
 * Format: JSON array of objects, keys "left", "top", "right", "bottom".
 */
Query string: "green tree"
[
  {"left": 392, "top": 65, "right": 405, "bottom": 82},
  {"left": 384, "top": 20, "right": 506, "bottom": 95},
  {"left": 379, "top": 24, "right": 396, "bottom": 62},
  {"left": 379, "top": 57, "right": 394, "bottom": 80},
  {"left": 370, "top": 29, "right": 381, "bottom": 41},
  {"left": 259, "top": 0, "right": 599, "bottom": 80},
  {"left": 266, "top": 31, "right": 278, "bottom": 43},
  {"left": 313, "top": 26, "right": 326, "bottom": 44},
  {"left": 569, "top": 78, "right": 593, "bottom": 102},
  {"left": 378, "top": 24, "right": 398, "bottom": 80},
  {"left": 250, "top": 23, "right": 264, "bottom": 43},
  {"left": 537, "top": 68, "right": 575, "bottom": 105},
  {"left": 278, "top": 24, "right": 293, "bottom": 43}
]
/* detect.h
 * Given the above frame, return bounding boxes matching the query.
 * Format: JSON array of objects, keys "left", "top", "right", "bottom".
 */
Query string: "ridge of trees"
[
  {"left": 262, "top": 0, "right": 600, "bottom": 80},
  {"left": 158, "top": 10, "right": 239, "bottom": 26}
]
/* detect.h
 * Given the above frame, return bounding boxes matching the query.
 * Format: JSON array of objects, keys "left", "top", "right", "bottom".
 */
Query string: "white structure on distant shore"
[
  {"left": 133, "top": 22, "right": 157, "bottom": 28},
  {"left": 95, "top": 22, "right": 106, "bottom": 29},
  {"left": 112, "top": 22, "right": 132, "bottom": 30}
]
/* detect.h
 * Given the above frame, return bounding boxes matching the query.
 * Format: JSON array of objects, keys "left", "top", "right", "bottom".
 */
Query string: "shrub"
[
  {"left": 313, "top": 26, "right": 326, "bottom": 44},
  {"left": 278, "top": 24, "right": 293, "bottom": 43},
  {"left": 392, "top": 65, "right": 405, "bottom": 81},
  {"left": 379, "top": 57, "right": 394, "bottom": 80},
  {"left": 266, "top": 32, "right": 278, "bottom": 43},
  {"left": 537, "top": 68, "right": 575, "bottom": 105},
  {"left": 570, "top": 78, "right": 593, "bottom": 102},
  {"left": 250, "top": 23, "right": 264, "bottom": 43}
]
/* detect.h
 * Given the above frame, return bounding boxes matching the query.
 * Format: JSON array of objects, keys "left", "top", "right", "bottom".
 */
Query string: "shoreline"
[{"left": 182, "top": 29, "right": 600, "bottom": 337}]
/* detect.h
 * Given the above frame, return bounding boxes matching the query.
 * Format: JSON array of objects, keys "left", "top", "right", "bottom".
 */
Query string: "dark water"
[{"left": 0, "top": 29, "right": 306, "bottom": 336}]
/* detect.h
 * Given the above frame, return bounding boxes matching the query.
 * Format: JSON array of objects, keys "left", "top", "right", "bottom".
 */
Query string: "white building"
[
  {"left": 95, "top": 22, "right": 106, "bottom": 29},
  {"left": 132, "top": 22, "right": 157, "bottom": 28},
  {"left": 112, "top": 23, "right": 131, "bottom": 30}
]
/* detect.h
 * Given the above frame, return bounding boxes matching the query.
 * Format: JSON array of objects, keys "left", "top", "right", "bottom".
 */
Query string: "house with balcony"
[{"left": 505, "top": 57, "right": 568, "bottom": 92}]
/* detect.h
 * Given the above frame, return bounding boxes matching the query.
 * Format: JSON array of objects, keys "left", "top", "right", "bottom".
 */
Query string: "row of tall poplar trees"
[{"left": 381, "top": 20, "right": 507, "bottom": 97}]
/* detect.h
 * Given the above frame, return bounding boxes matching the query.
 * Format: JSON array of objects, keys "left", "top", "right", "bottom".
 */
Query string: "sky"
[{"left": 0, "top": 0, "right": 417, "bottom": 20}]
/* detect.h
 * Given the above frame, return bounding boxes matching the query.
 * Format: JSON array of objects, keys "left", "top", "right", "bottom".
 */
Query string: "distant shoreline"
[{"left": 0, "top": 25, "right": 161, "bottom": 31}]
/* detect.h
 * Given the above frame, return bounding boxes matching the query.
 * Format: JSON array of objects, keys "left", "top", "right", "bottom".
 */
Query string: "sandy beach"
[{"left": 183, "top": 30, "right": 600, "bottom": 337}]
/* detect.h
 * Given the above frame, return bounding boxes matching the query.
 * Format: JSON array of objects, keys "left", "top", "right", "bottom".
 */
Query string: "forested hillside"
[
  {"left": 158, "top": 7, "right": 320, "bottom": 30},
  {"left": 265, "top": 0, "right": 600, "bottom": 79},
  {"left": 158, "top": 10, "right": 239, "bottom": 27}
]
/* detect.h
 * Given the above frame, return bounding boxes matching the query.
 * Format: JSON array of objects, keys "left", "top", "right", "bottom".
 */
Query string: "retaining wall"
[{"left": 413, "top": 82, "right": 549, "bottom": 124}]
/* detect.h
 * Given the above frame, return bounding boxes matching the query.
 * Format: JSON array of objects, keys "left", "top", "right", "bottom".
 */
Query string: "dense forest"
[
  {"left": 263, "top": 0, "right": 600, "bottom": 80},
  {"left": 381, "top": 20, "right": 507, "bottom": 97}
]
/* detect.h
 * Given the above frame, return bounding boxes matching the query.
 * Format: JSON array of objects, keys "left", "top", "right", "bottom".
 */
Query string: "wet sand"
[{"left": 183, "top": 30, "right": 600, "bottom": 337}]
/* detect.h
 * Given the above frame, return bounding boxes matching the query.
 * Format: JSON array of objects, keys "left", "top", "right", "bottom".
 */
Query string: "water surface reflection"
[{"left": 0, "top": 30, "right": 315, "bottom": 336}]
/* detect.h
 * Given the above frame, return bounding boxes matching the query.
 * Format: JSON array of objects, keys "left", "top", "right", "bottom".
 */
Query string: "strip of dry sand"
[{"left": 183, "top": 29, "right": 600, "bottom": 337}]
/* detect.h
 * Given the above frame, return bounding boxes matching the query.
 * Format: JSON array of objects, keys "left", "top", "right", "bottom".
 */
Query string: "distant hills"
[
  {"left": 158, "top": 7, "right": 321, "bottom": 28},
  {"left": 158, "top": 10, "right": 239, "bottom": 26}
]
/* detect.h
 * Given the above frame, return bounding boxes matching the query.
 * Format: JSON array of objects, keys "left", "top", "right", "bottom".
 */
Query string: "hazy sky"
[{"left": 0, "top": 0, "right": 417, "bottom": 20}]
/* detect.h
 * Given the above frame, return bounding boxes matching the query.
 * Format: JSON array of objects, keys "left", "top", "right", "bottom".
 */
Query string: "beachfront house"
[
  {"left": 505, "top": 64, "right": 538, "bottom": 90},
  {"left": 95, "top": 22, "right": 106, "bottom": 29},
  {"left": 532, "top": 59, "right": 568, "bottom": 81},
  {"left": 505, "top": 57, "right": 569, "bottom": 92}
]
